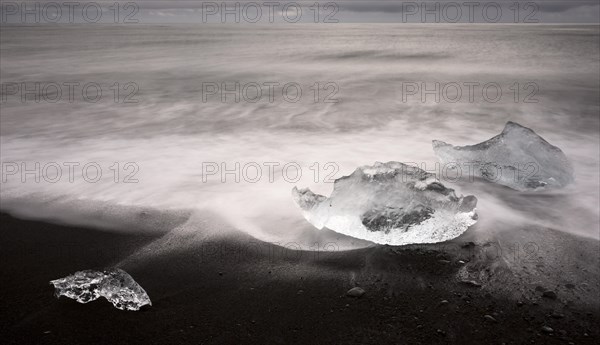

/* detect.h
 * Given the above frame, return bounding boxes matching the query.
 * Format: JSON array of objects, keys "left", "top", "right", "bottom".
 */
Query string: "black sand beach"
[{"left": 1, "top": 212, "right": 598, "bottom": 345}]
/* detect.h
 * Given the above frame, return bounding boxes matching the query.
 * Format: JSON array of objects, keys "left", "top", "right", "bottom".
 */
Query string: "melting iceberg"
[
  {"left": 292, "top": 162, "right": 477, "bottom": 245},
  {"left": 433, "top": 122, "right": 574, "bottom": 191},
  {"left": 50, "top": 268, "right": 151, "bottom": 311}
]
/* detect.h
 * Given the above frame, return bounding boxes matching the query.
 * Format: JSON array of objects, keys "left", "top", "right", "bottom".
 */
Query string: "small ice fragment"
[
  {"left": 292, "top": 162, "right": 477, "bottom": 245},
  {"left": 433, "top": 121, "right": 574, "bottom": 191},
  {"left": 50, "top": 268, "right": 151, "bottom": 311}
]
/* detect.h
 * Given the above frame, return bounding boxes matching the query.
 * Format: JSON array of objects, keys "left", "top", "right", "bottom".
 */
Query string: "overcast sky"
[{"left": 1, "top": 1, "right": 599, "bottom": 23}]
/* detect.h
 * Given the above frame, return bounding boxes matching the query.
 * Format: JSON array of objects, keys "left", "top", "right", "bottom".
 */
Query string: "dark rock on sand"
[
  {"left": 484, "top": 315, "right": 497, "bottom": 323},
  {"left": 460, "top": 280, "right": 482, "bottom": 288},
  {"left": 346, "top": 287, "right": 366, "bottom": 298},
  {"left": 541, "top": 325, "right": 554, "bottom": 333}
]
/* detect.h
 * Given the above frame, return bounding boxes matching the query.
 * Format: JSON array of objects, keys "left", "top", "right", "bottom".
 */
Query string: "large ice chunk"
[
  {"left": 292, "top": 162, "right": 477, "bottom": 245},
  {"left": 433, "top": 122, "right": 574, "bottom": 191},
  {"left": 50, "top": 268, "right": 151, "bottom": 311}
]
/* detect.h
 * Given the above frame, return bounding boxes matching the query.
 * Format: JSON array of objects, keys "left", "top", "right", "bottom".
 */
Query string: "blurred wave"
[{"left": 1, "top": 24, "right": 598, "bottom": 249}]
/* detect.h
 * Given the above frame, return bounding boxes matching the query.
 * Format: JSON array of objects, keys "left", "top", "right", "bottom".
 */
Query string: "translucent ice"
[
  {"left": 433, "top": 122, "right": 574, "bottom": 191},
  {"left": 50, "top": 268, "right": 151, "bottom": 311},
  {"left": 292, "top": 162, "right": 477, "bottom": 245}
]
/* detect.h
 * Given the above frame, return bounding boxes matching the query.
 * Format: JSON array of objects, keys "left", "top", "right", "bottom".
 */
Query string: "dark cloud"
[
  {"left": 338, "top": 1, "right": 597, "bottom": 14},
  {"left": 54, "top": 1, "right": 597, "bottom": 13},
  {"left": 11, "top": 1, "right": 596, "bottom": 22},
  {"left": 131, "top": 1, "right": 599, "bottom": 23},
  {"left": 537, "top": 1, "right": 596, "bottom": 13}
]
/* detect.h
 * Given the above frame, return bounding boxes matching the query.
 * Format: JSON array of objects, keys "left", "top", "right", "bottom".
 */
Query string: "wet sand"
[{"left": 0, "top": 212, "right": 598, "bottom": 344}]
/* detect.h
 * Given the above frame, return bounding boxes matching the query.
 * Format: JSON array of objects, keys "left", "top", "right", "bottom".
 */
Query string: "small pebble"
[
  {"left": 541, "top": 326, "right": 553, "bottom": 333},
  {"left": 346, "top": 287, "right": 366, "bottom": 298},
  {"left": 484, "top": 315, "right": 497, "bottom": 323},
  {"left": 460, "top": 280, "right": 482, "bottom": 288}
]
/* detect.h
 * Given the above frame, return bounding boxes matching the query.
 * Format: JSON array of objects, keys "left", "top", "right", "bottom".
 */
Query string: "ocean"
[{"left": 1, "top": 24, "right": 599, "bottom": 250}]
